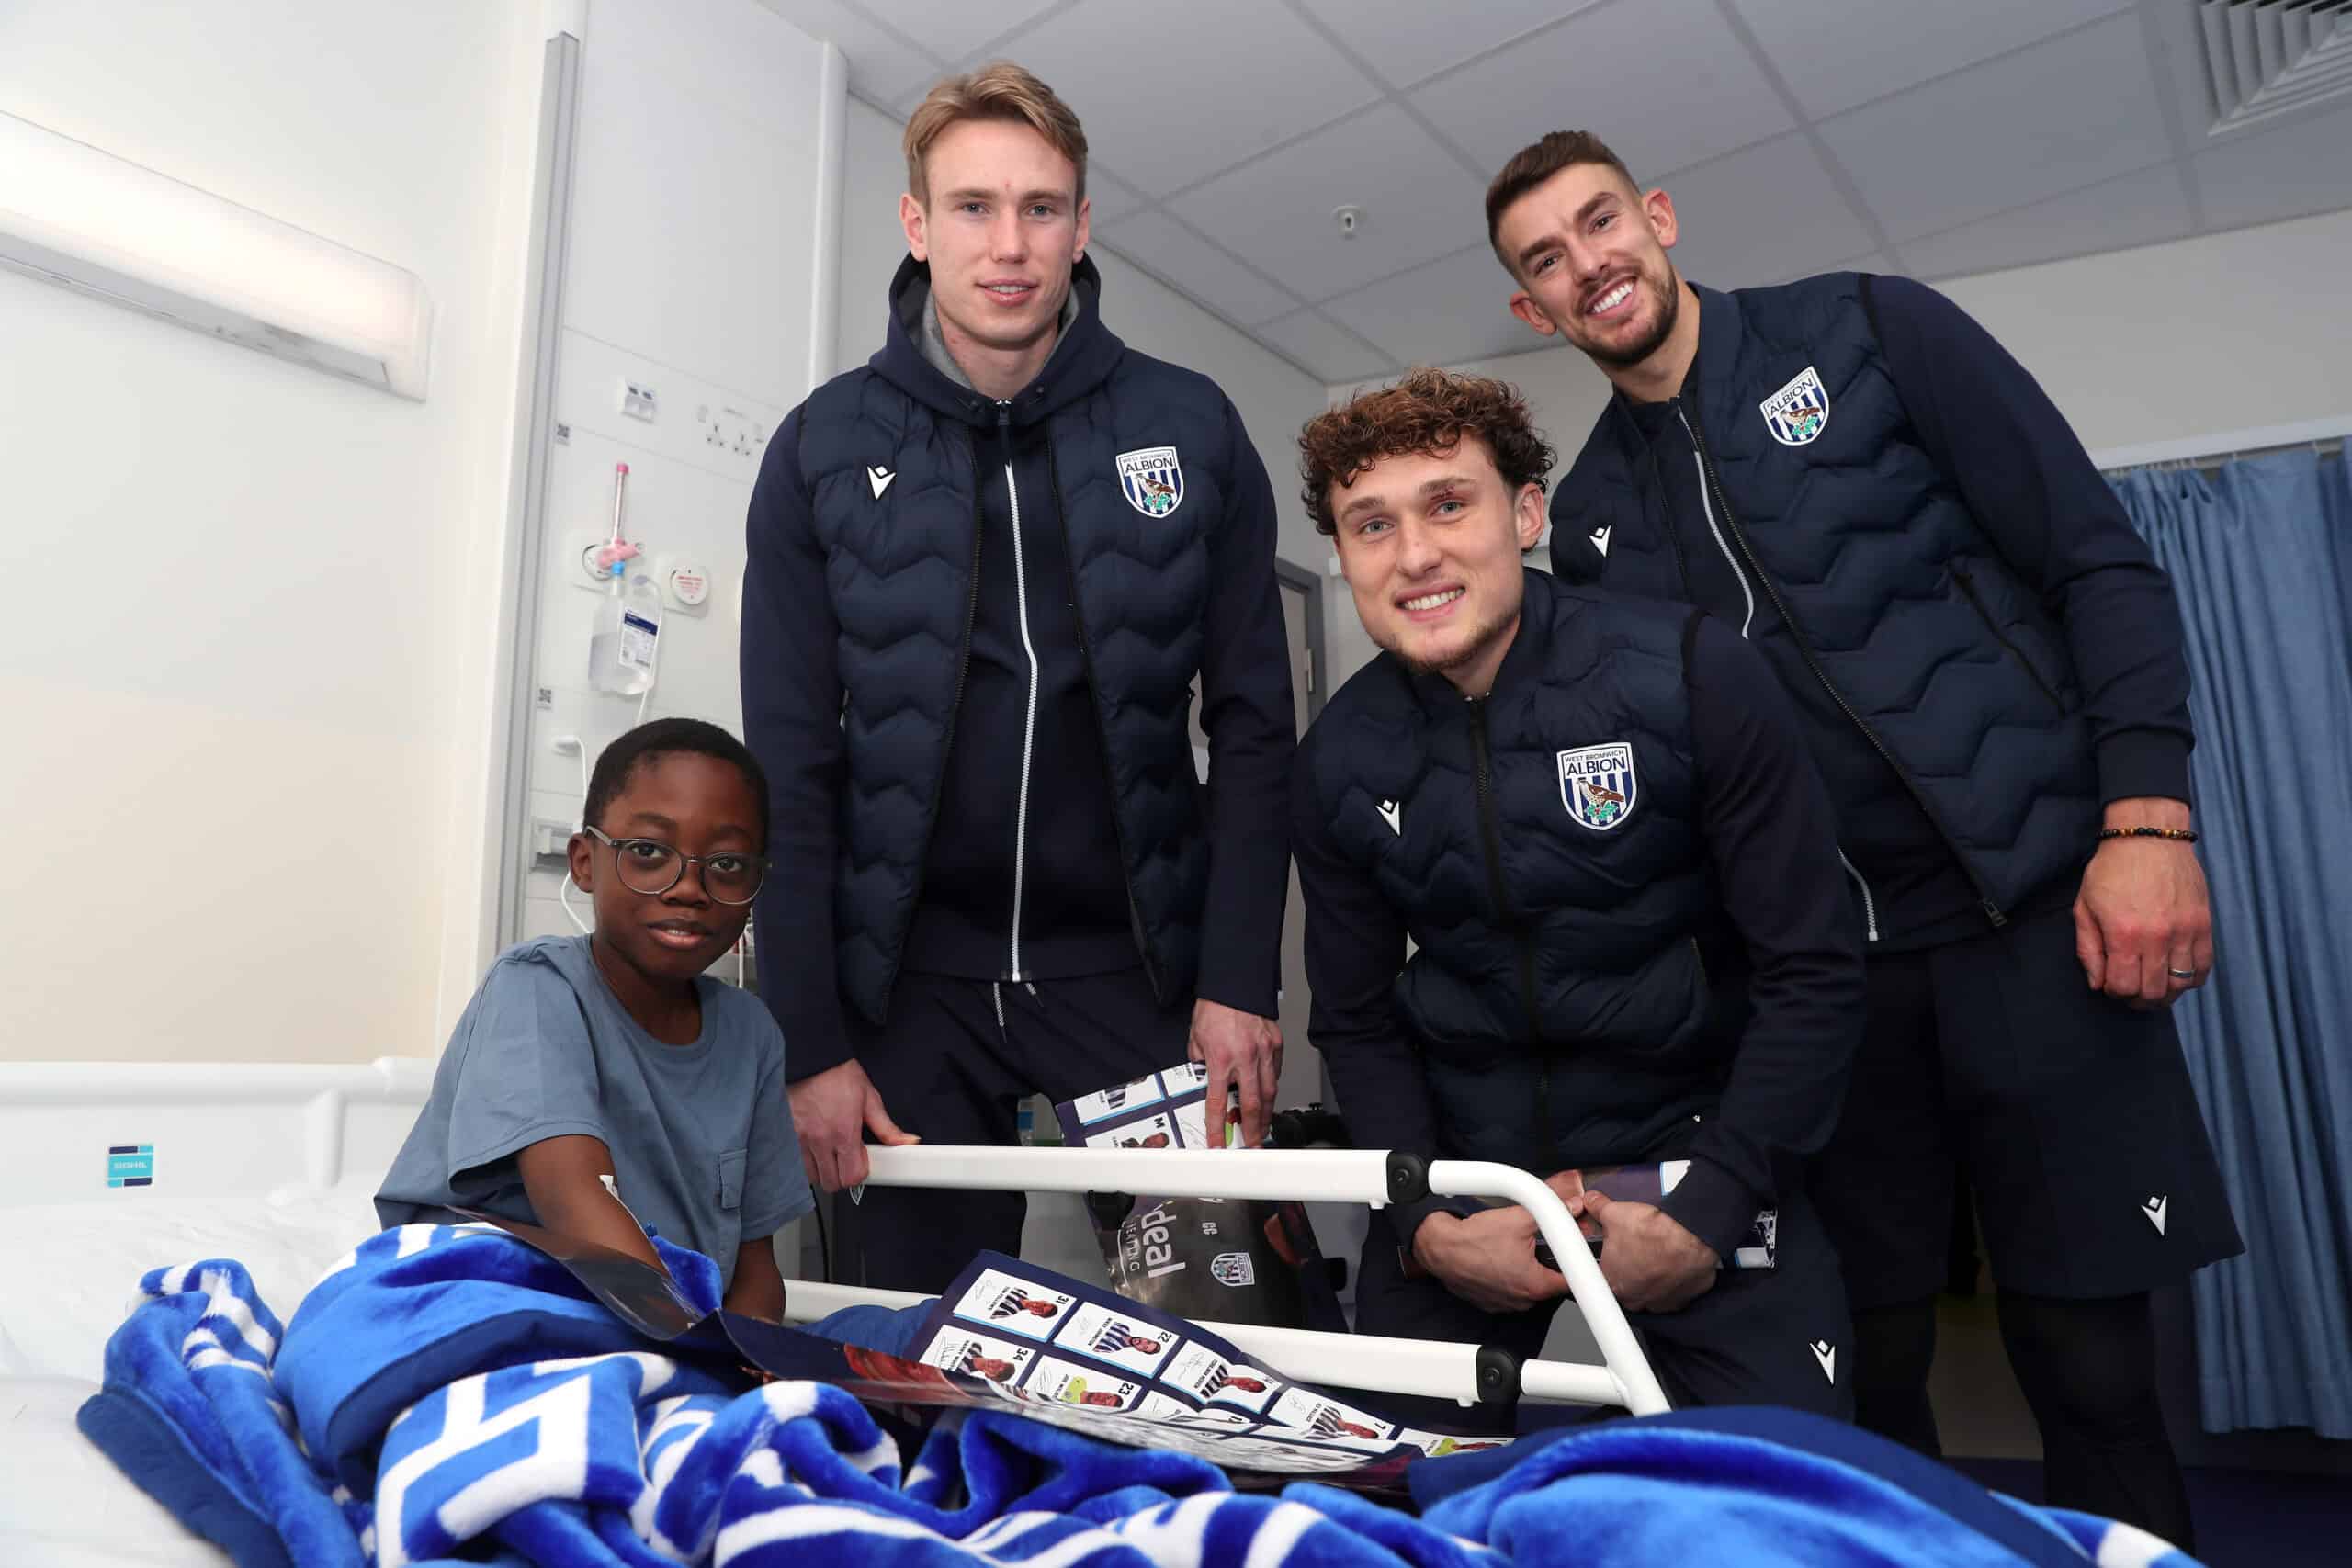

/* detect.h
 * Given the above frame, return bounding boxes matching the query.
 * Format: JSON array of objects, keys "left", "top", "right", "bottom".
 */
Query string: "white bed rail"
[{"left": 814, "top": 1143, "right": 1668, "bottom": 1416}]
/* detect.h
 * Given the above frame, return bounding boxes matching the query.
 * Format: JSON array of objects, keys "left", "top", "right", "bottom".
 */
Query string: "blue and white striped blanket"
[{"left": 76, "top": 1220, "right": 2200, "bottom": 1566}]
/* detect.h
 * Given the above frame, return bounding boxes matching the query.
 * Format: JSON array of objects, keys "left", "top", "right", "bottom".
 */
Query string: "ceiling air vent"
[{"left": 2198, "top": 1, "right": 2352, "bottom": 133}]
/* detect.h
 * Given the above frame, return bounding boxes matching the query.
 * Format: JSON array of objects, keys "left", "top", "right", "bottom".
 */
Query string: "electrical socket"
[
  {"left": 531, "top": 818, "right": 576, "bottom": 870},
  {"left": 619, "top": 379, "right": 658, "bottom": 422},
  {"left": 695, "top": 402, "right": 767, "bottom": 459}
]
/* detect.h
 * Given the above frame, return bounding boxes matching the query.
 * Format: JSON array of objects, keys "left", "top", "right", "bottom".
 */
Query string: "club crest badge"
[
  {"left": 1758, "top": 365, "right": 1830, "bottom": 446},
  {"left": 1117, "top": 446, "right": 1184, "bottom": 516},
  {"left": 1557, "top": 742, "right": 1638, "bottom": 832},
  {"left": 1210, "top": 1251, "right": 1256, "bottom": 1287}
]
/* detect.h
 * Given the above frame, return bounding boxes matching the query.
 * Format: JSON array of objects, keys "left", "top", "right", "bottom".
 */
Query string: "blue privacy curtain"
[{"left": 2110, "top": 448, "right": 2352, "bottom": 1437}]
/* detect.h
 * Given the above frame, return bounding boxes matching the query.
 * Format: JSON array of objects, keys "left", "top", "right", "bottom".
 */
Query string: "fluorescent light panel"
[{"left": 0, "top": 109, "right": 432, "bottom": 400}]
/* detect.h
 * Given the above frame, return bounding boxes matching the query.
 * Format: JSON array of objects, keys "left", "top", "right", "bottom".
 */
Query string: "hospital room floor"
[{"left": 1931, "top": 1292, "right": 2350, "bottom": 1568}]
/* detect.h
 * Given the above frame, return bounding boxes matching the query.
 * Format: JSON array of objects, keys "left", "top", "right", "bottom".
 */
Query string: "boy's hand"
[
  {"left": 788, "top": 1059, "right": 917, "bottom": 1191},
  {"left": 1189, "top": 999, "right": 1282, "bottom": 1147},
  {"left": 1579, "top": 1190, "right": 1717, "bottom": 1313},
  {"left": 1412, "top": 1206, "right": 1573, "bottom": 1315},
  {"left": 722, "top": 1235, "right": 787, "bottom": 1323}
]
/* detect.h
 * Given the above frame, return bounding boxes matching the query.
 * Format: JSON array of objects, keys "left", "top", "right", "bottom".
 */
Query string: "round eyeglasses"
[{"left": 583, "top": 827, "right": 767, "bottom": 905}]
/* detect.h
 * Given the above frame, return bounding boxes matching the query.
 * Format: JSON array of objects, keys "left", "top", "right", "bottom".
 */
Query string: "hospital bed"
[{"left": 0, "top": 1056, "right": 1659, "bottom": 1567}]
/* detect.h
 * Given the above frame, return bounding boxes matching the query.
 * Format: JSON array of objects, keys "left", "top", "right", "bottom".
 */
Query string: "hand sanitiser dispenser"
[{"left": 588, "top": 463, "right": 661, "bottom": 695}]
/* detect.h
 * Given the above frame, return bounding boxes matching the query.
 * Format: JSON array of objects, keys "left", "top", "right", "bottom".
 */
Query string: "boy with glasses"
[{"left": 377, "top": 718, "right": 812, "bottom": 1320}]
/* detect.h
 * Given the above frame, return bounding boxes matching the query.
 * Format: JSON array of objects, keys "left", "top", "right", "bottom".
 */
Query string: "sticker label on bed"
[
  {"left": 107, "top": 1144, "right": 154, "bottom": 1187},
  {"left": 1054, "top": 1301, "right": 1182, "bottom": 1376},
  {"left": 1025, "top": 1355, "right": 1143, "bottom": 1411},
  {"left": 950, "top": 1269, "right": 1075, "bottom": 1341}
]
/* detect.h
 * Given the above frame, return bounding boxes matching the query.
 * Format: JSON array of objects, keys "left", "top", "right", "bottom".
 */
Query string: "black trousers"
[
  {"left": 1353, "top": 1184, "right": 1854, "bottom": 1434},
  {"left": 1815, "top": 906, "right": 2236, "bottom": 1549},
  {"left": 832, "top": 967, "right": 1188, "bottom": 1295}
]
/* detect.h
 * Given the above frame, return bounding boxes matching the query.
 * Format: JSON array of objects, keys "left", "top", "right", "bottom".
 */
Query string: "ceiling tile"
[
  {"left": 2190, "top": 102, "right": 2352, "bottom": 232},
  {"left": 1655, "top": 134, "right": 1876, "bottom": 291},
  {"left": 751, "top": 0, "right": 944, "bottom": 104},
  {"left": 1728, "top": 0, "right": 2132, "bottom": 121},
  {"left": 1901, "top": 164, "right": 2193, "bottom": 281},
  {"left": 1833, "top": 251, "right": 1904, "bottom": 279},
  {"left": 1817, "top": 14, "right": 2171, "bottom": 243},
  {"left": 1001, "top": 0, "right": 1382, "bottom": 197},
  {"left": 1170, "top": 106, "right": 1484, "bottom": 301},
  {"left": 1295, "top": 0, "right": 1605, "bottom": 89},
  {"left": 1412, "top": 0, "right": 1796, "bottom": 183},
  {"left": 1256, "top": 309, "right": 1397, "bottom": 387},
  {"left": 854, "top": 0, "right": 1066, "bottom": 66},
  {"left": 1083, "top": 168, "right": 1145, "bottom": 228},
  {"left": 1092, "top": 210, "right": 1303, "bottom": 326},
  {"left": 1323, "top": 246, "right": 1538, "bottom": 368}
]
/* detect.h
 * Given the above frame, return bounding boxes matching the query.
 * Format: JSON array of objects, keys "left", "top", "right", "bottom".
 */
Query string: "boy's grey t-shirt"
[{"left": 376, "top": 934, "right": 811, "bottom": 1291}]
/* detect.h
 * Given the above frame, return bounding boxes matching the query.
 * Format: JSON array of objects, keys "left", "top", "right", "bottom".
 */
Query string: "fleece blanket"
[{"left": 76, "top": 1219, "right": 2200, "bottom": 1566}]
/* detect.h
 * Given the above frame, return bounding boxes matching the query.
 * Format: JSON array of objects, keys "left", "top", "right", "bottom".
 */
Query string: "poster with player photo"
[
  {"left": 1269, "top": 1387, "right": 1396, "bottom": 1448},
  {"left": 1084, "top": 1110, "right": 1178, "bottom": 1151},
  {"left": 1055, "top": 1301, "right": 1182, "bottom": 1377},
  {"left": 1024, "top": 1355, "right": 1145, "bottom": 1411},
  {"left": 1054, "top": 1065, "right": 1338, "bottom": 1332},
  {"left": 1068, "top": 1074, "right": 1165, "bottom": 1127},
  {"left": 1163, "top": 1340, "right": 1283, "bottom": 1415},
  {"left": 453, "top": 1226, "right": 1498, "bottom": 1488},
  {"left": 918, "top": 1325, "right": 1037, "bottom": 1385},
  {"left": 950, "top": 1268, "right": 1078, "bottom": 1340}
]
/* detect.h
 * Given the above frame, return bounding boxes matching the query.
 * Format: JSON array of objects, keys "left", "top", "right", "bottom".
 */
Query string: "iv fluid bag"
[{"left": 590, "top": 570, "right": 662, "bottom": 695}]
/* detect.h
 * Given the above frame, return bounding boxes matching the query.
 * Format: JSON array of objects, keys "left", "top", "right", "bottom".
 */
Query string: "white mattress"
[
  {"left": 0, "top": 1179, "right": 383, "bottom": 1382},
  {"left": 0, "top": 1179, "right": 385, "bottom": 1564},
  {"left": 0, "top": 1377, "right": 235, "bottom": 1566}
]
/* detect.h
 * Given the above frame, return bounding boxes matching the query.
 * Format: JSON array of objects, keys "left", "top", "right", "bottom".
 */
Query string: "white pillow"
[
  {"left": 0, "top": 1179, "right": 384, "bottom": 1382},
  {"left": 0, "top": 1376, "right": 234, "bottom": 1566}
]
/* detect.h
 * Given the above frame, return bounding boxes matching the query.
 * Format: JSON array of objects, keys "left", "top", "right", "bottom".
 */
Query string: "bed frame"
[{"left": 0, "top": 1058, "right": 1667, "bottom": 1416}]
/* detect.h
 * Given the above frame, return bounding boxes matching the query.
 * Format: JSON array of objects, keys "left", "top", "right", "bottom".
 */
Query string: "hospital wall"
[
  {"left": 0, "top": 1, "right": 547, "bottom": 1064},
  {"left": 1317, "top": 206, "right": 2352, "bottom": 682},
  {"left": 513, "top": 0, "right": 832, "bottom": 952}
]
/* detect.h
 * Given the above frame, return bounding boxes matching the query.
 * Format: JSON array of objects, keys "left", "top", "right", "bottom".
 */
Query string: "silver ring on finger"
[{"left": 2166, "top": 967, "right": 2198, "bottom": 980}]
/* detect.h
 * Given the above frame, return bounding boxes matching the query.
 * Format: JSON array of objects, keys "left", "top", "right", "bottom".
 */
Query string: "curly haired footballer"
[{"left": 1298, "top": 369, "right": 1556, "bottom": 536}]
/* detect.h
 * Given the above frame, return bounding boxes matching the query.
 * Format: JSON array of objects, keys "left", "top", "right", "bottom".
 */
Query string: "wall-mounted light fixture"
[{"left": 0, "top": 109, "right": 433, "bottom": 400}]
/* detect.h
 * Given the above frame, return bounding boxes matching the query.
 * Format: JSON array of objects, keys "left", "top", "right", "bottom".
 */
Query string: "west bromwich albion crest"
[
  {"left": 1758, "top": 366, "right": 1830, "bottom": 446},
  {"left": 1117, "top": 446, "right": 1184, "bottom": 516},
  {"left": 1558, "top": 742, "right": 1638, "bottom": 832}
]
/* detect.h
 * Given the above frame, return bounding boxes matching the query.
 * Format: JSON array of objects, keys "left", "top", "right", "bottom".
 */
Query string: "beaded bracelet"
[{"left": 2098, "top": 826, "right": 2198, "bottom": 843}]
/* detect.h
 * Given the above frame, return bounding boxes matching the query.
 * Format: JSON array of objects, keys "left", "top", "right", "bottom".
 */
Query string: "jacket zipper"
[
  {"left": 1681, "top": 430, "right": 1874, "bottom": 941},
  {"left": 1675, "top": 398, "right": 2007, "bottom": 930},
  {"left": 1951, "top": 563, "right": 2064, "bottom": 709},
  {"left": 880, "top": 427, "right": 988, "bottom": 1021},
  {"left": 1468, "top": 697, "right": 1548, "bottom": 1150},
  {"left": 1685, "top": 448, "right": 1757, "bottom": 640},
  {"left": 1042, "top": 430, "right": 1163, "bottom": 998},
  {"left": 1641, "top": 442, "right": 1698, "bottom": 596},
  {"left": 1838, "top": 851, "right": 1880, "bottom": 942},
  {"left": 998, "top": 400, "right": 1043, "bottom": 983}
]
